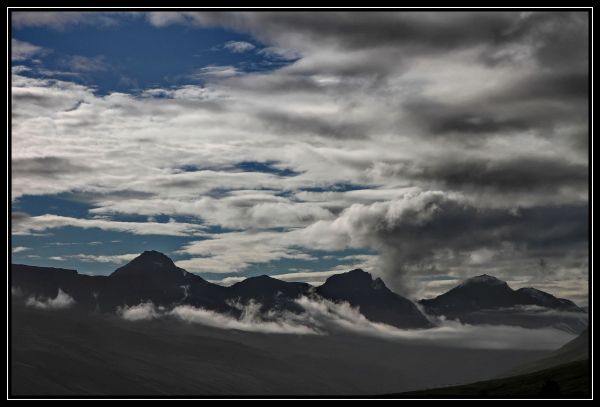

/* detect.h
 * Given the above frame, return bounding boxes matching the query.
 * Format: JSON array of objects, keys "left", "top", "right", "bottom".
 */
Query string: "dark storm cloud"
[
  {"left": 176, "top": 12, "right": 587, "bottom": 69},
  {"left": 305, "top": 190, "right": 588, "bottom": 294},
  {"left": 381, "top": 198, "right": 587, "bottom": 290},
  {"left": 406, "top": 157, "right": 588, "bottom": 192},
  {"left": 407, "top": 102, "right": 534, "bottom": 136},
  {"left": 496, "top": 71, "right": 589, "bottom": 103},
  {"left": 375, "top": 200, "right": 587, "bottom": 262},
  {"left": 192, "top": 12, "right": 516, "bottom": 52},
  {"left": 403, "top": 74, "right": 587, "bottom": 140},
  {"left": 478, "top": 12, "right": 588, "bottom": 67}
]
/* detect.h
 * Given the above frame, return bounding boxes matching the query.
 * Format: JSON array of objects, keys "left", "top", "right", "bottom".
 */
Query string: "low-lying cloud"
[
  {"left": 25, "top": 289, "right": 75, "bottom": 310},
  {"left": 116, "top": 296, "right": 576, "bottom": 350}
]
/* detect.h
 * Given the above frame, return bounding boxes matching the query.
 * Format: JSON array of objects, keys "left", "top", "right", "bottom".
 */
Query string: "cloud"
[
  {"left": 12, "top": 213, "right": 207, "bottom": 237},
  {"left": 294, "top": 190, "right": 588, "bottom": 294},
  {"left": 192, "top": 65, "right": 240, "bottom": 79},
  {"left": 209, "top": 276, "right": 246, "bottom": 286},
  {"left": 12, "top": 246, "right": 30, "bottom": 253},
  {"left": 12, "top": 39, "right": 49, "bottom": 61},
  {"left": 258, "top": 46, "right": 301, "bottom": 61},
  {"left": 171, "top": 301, "right": 317, "bottom": 335},
  {"left": 117, "top": 302, "right": 162, "bottom": 321},
  {"left": 12, "top": 12, "right": 122, "bottom": 29},
  {"left": 70, "top": 253, "right": 139, "bottom": 264},
  {"left": 118, "top": 300, "right": 316, "bottom": 334},
  {"left": 223, "top": 41, "right": 255, "bottom": 53},
  {"left": 62, "top": 55, "right": 109, "bottom": 72},
  {"left": 25, "top": 289, "right": 75, "bottom": 310},
  {"left": 175, "top": 230, "right": 317, "bottom": 273},
  {"left": 11, "top": 12, "right": 588, "bottom": 302},
  {"left": 116, "top": 296, "right": 575, "bottom": 349}
]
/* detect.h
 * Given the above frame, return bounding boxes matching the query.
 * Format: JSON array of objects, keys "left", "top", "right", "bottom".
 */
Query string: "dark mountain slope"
[
  {"left": 317, "top": 269, "right": 432, "bottom": 329},
  {"left": 226, "top": 275, "right": 312, "bottom": 313},
  {"left": 420, "top": 274, "right": 583, "bottom": 314},
  {"left": 419, "top": 274, "right": 587, "bottom": 333}
]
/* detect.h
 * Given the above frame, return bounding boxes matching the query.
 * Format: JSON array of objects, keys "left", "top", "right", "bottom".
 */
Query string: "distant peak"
[
  {"left": 139, "top": 250, "right": 171, "bottom": 259},
  {"left": 232, "top": 275, "right": 280, "bottom": 287},
  {"left": 243, "top": 274, "right": 275, "bottom": 282},
  {"left": 460, "top": 274, "right": 506, "bottom": 287},
  {"left": 347, "top": 268, "right": 370, "bottom": 277},
  {"left": 110, "top": 250, "right": 179, "bottom": 278},
  {"left": 322, "top": 268, "right": 378, "bottom": 288},
  {"left": 133, "top": 250, "right": 175, "bottom": 264}
]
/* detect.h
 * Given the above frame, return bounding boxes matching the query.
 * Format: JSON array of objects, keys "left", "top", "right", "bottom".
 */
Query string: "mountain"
[
  {"left": 420, "top": 274, "right": 582, "bottom": 314},
  {"left": 226, "top": 275, "right": 312, "bottom": 313},
  {"left": 110, "top": 250, "right": 189, "bottom": 281},
  {"left": 419, "top": 274, "right": 587, "bottom": 333},
  {"left": 505, "top": 328, "right": 589, "bottom": 377},
  {"left": 105, "top": 251, "right": 229, "bottom": 311},
  {"left": 12, "top": 251, "right": 229, "bottom": 313},
  {"left": 317, "top": 269, "right": 432, "bottom": 329},
  {"left": 11, "top": 264, "right": 107, "bottom": 311},
  {"left": 11, "top": 252, "right": 430, "bottom": 329},
  {"left": 515, "top": 287, "right": 581, "bottom": 310},
  {"left": 420, "top": 274, "right": 517, "bottom": 314}
]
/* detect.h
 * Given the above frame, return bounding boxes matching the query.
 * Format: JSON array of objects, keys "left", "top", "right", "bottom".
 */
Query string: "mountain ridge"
[{"left": 11, "top": 252, "right": 586, "bottom": 332}]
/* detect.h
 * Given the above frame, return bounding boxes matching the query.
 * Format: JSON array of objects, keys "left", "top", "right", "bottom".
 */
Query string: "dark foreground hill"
[
  {"left": 10, "top": 303, "right": 550, "bottom": 396},
  {"left": 395, "top": 359, "right": 589, "bottom": 398},
  {"left": 504, "top": 328, "right": 589, "bottom": 377}
]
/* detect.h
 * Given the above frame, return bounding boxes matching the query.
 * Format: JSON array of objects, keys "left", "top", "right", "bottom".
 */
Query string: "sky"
[{"left": 10, "top": 11, "right": 589, "bottom": 303}]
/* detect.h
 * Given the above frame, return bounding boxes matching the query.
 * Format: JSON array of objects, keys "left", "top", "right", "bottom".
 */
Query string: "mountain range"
[
  {"left": 11, "top": 250, "right": 586, "bottom": 332},
  {"left": 419, "top": 274, "right": 586, "bottom": 333}
]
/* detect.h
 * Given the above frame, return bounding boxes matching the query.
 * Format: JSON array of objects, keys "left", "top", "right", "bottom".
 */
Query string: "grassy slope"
[
  {"left": 397, "top": 359, "right": 590, "bottom": 397},
  {"left": 504, "top": 328, "right": 588, "bottom": 377}
]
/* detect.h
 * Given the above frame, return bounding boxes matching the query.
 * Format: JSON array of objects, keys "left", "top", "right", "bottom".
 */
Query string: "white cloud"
[
  {"left": 12, "top": 246, "right": 31, "bottom": 253},
  {"left": 13, "top": 214, "right": 207, "bottom": 237},
  {"left": 63, "top": 55, "right": 109, "bottom": 72},
  {"left": 115, "top": 296, "right": 576, "bottom": 350},
  {"left": 209, "top": 276, "right": 247, "bottom": 286},
  {"left": 192, "top": 65, "right": 240, "bottom": 79},
  {"left": 12, "top": 39, "right": 49, "bottom": 61},
  {"left": 223, "top": 41, "right": 255, "bottom": 53},
  {"left": 118, "top": 302, "right": 162, "bottom": 321},
  {"left": 12, "top": 12, "right": 121, "bottom": 29},
  {"left": 25, "top": 289, "right": 75, "bottom": 310},
  {"left": 175, "top": 230, "right": 317, "bottom": 273},
  {"left": 70, "top": 253, "right": 139, "bottom": 264},
  {"left": 171, "top": 301, "right": 316, "bottom": 335},
  {"left": 258, "top": 46, "right": 301, "bottom": 60}
]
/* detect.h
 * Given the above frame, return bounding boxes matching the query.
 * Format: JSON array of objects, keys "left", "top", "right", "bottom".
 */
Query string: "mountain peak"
[
  {"left": 460, "top": 274, "right": 507, "bottom": 287},
  {"left": 110, "top": 250, "right": 183, "bottom": 279},
  {"left": 322, "top": 268, "right": 373, "bottom": 287},
  {"left": 319, "top": 269, "right": 395, "bottom": 294},
  {"left": 137, "top": 250, "right": 174, "bottom": 263}
]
